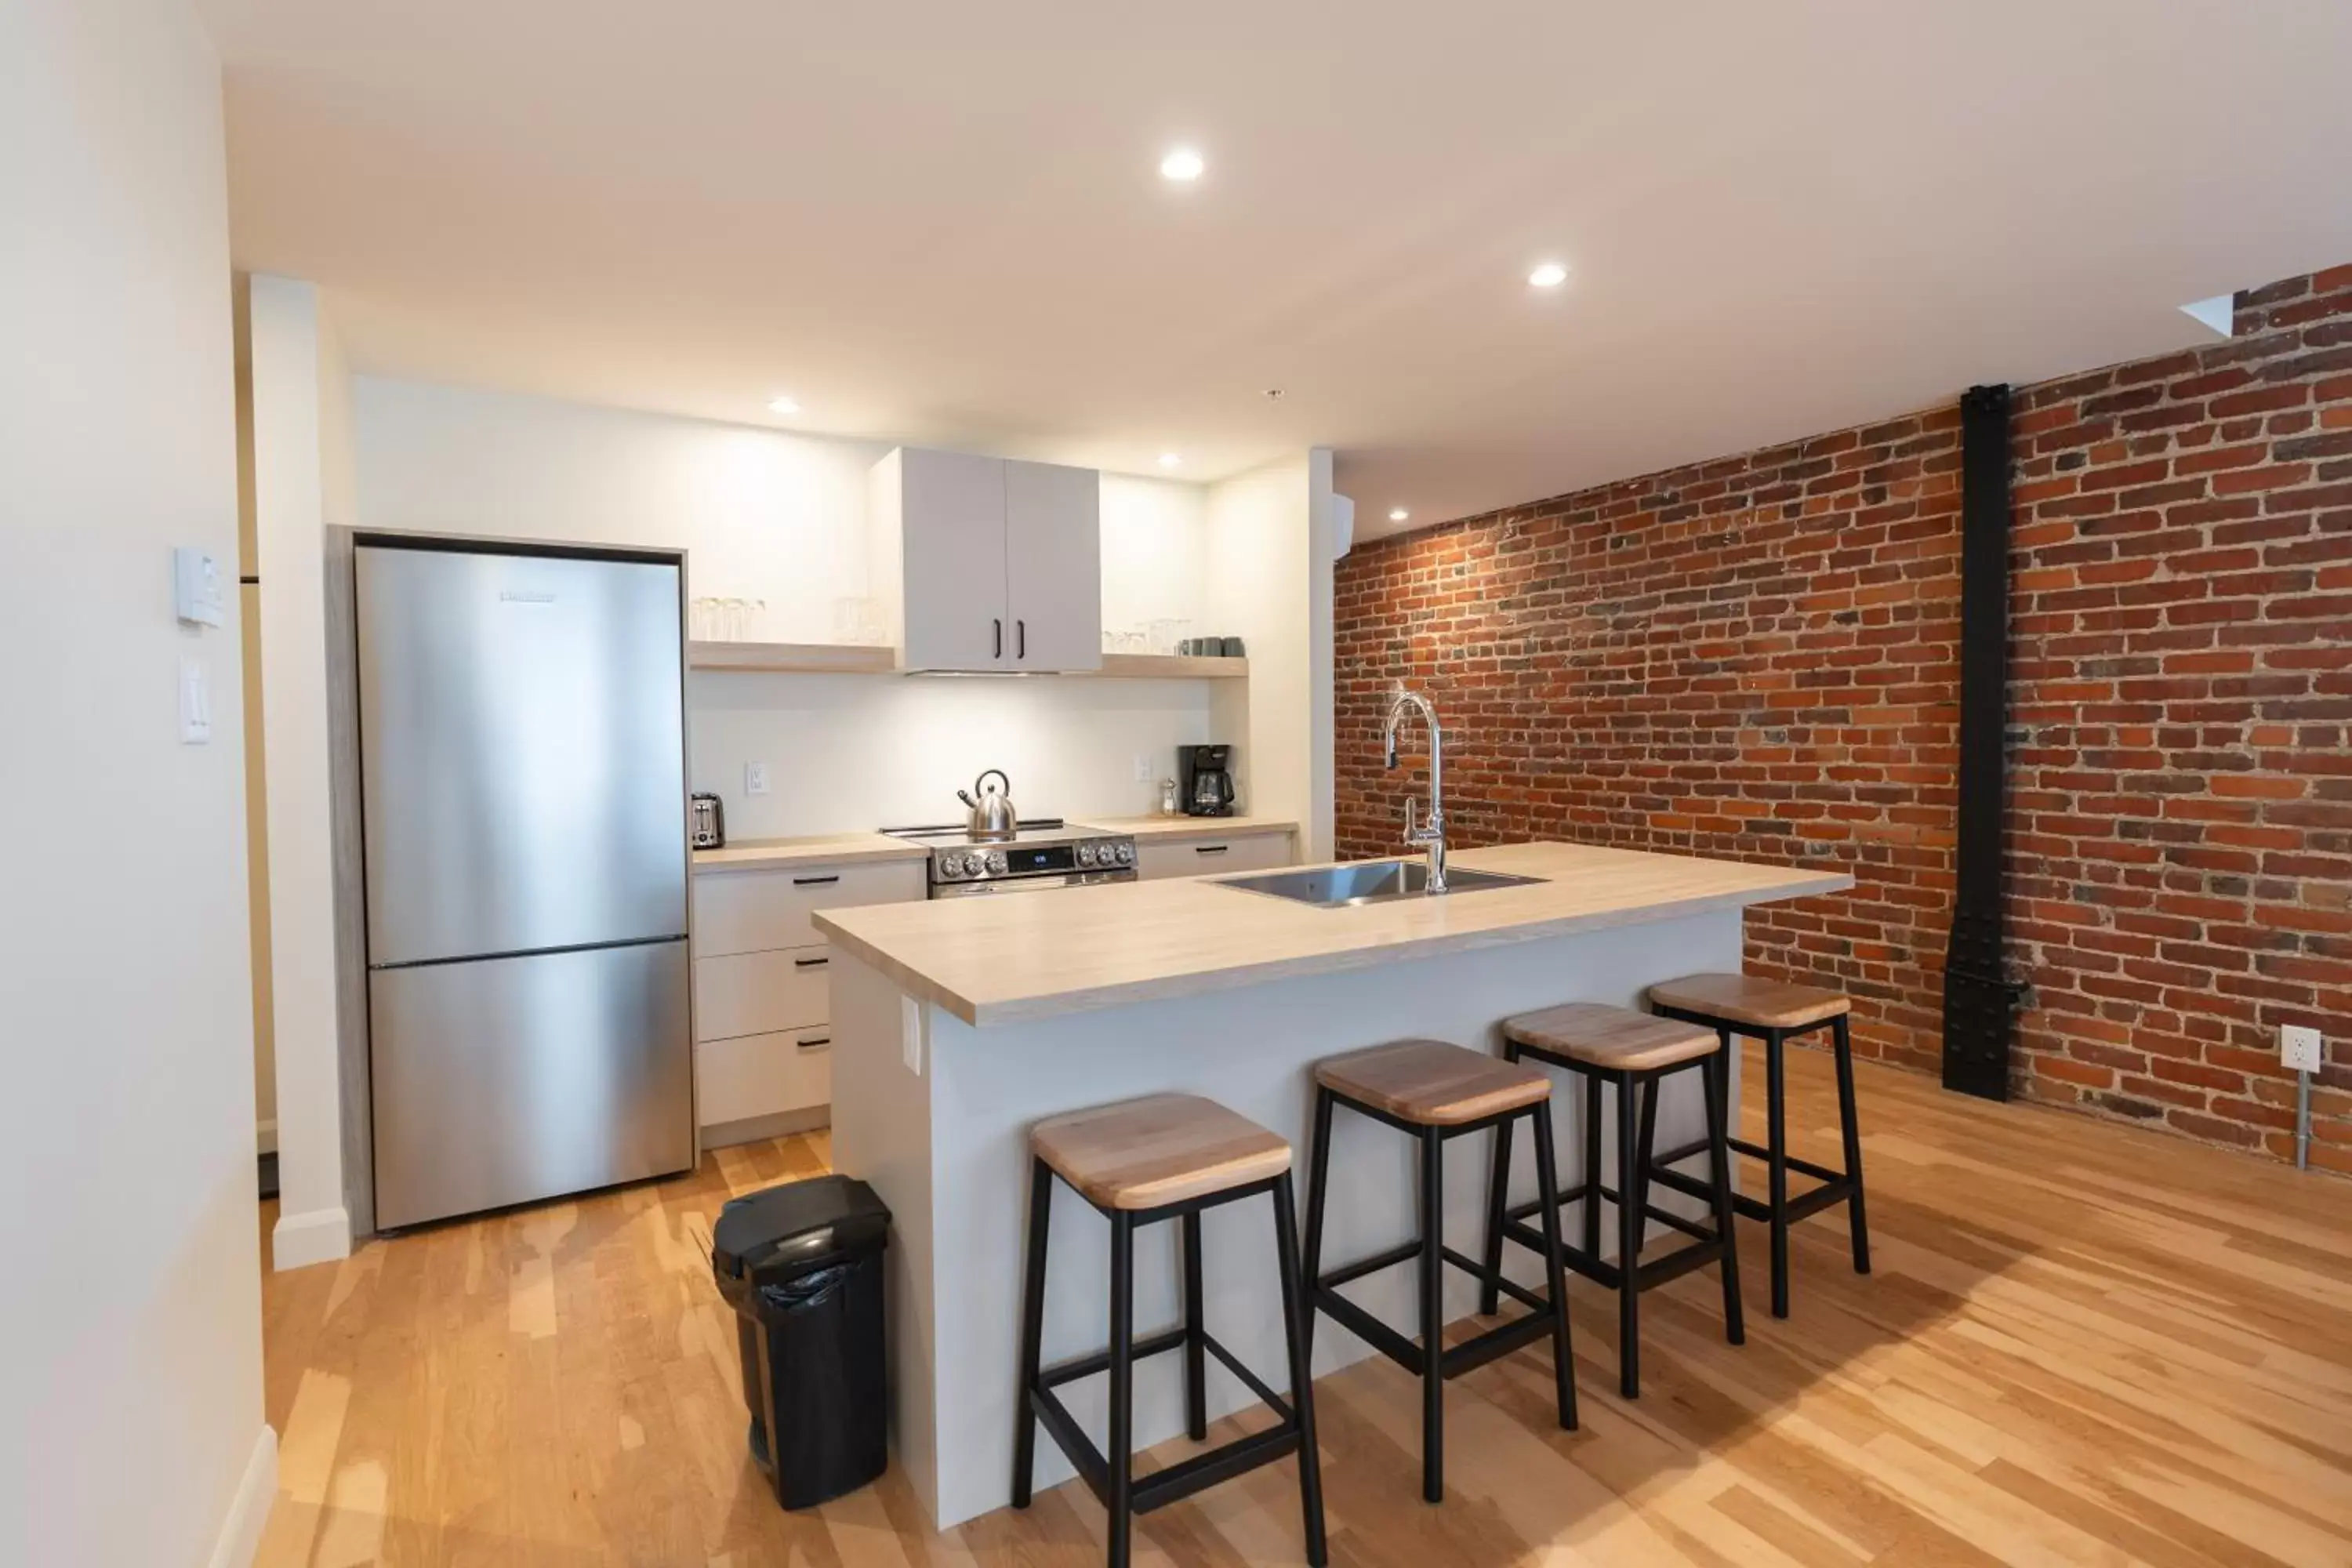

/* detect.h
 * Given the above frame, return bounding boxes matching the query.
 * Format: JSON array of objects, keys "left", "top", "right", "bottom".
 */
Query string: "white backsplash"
[{"left": 691, "top": 672, "right": 1216, "bottom": 838}]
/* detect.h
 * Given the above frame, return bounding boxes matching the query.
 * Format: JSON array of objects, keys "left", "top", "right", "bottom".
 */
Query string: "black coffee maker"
[{"left": 1178, "top": 743, "right": 1236, "bottom": 817}]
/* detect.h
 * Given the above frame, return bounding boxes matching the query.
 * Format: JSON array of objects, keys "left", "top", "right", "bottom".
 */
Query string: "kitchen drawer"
[
  {"left": 1138, "top": 829, "right": 1295, "bottom": 881},
  {"left": 693, "top": 945, "right": 833, "bottom": 1042},
  {"left": 692, "top": 860, "right": 926, "bottom": 959},
  {"left": 697, "top": 1027, "right": 832, "bottom": 1126}
]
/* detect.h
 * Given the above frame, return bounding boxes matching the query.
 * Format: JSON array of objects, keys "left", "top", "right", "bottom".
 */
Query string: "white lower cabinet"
[
  {"left": 697, "top": 1029, "right": 834, "bottom": 1127},
  {"left": 691, "top": 856, "right": 924, "bottom": 1138},
  {"left": 1136, "top": 829, "right": 1295, "bottom": 881}
]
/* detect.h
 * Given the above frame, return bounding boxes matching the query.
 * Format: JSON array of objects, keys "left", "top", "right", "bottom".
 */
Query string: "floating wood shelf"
[
  {"left": 688, "top": 643, "right": 1250, "bottom": 681},
  {"left": 688, "top": 641, "right": 898, "bottom": 673},
  {"left": 1094, "top": 653, "right": 1250, "bottom": 680}
]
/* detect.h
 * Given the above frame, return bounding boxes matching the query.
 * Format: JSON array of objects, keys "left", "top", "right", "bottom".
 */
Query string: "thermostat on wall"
[{"left": 174, "top": 546, "right": 227, "bottom": 628}]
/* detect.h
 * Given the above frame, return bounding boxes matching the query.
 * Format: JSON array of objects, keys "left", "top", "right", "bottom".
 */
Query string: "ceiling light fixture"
[
  {"left": 1389, "top": 508, "right": 1410, "bottom": 523},
  {"left": 1527, "top": 262, "right": 1569, "bottom": 289},
  {"left": 1160, "top": 147, "right": 1205, "bottom": 182},
  {"left": 767, "top": 396, "right": 800, "bottom": 415},
  {"left": 1158, "top": 452, "right": 1182, "bottom": 468}
]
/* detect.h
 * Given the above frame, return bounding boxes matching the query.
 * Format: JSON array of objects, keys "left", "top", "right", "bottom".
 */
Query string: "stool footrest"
[
  {"left": 1504, "top": 1185, "right": 1712, "bottom": 1244},
  {"left": 1039, "top": 1325, "right": 1190, "bottom": 1390},
  {"left": 1029, "top": 1384, "right": 1305, "bottom": 1518},
  {"left": 1312, "top": 1236, "right": 1564, "bottom": 1385},
  {"left": 1502, "top": 1217, "right": 1730, "bottom": 1294},
  {"left": 1724, "top": 1137, "right": 1846, "bottom": 1187},
  {"left": 1319, "top": 1238, "right": 1423, "bottom": 1290}
]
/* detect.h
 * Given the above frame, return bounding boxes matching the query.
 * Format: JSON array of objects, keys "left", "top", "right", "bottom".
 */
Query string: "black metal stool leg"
[
  {"left": 1581, "top": 1069, "right": 1602, "bottom": 1257},
  {"left": 1181, "top": 1211, "right": 1208, "bottom": 1440},
  {"left": 1832, "top": 1014, "right": 1872, "bottom": 1276},
  {"left": 1300, "top": 1086, "right": 1335, "bottom": 1367},
  {"left": 1704, "top": 1051, "right": 1745, "bottom": 1346},
  {"left": 1616, "top": 1073, "right": 1641, "bottom": 1399},
  {"left": 1529, "top": 1105, "right": 1579, "bottom": 1431},
  {"left": 1632, "top": 1068, "right": 1660, "bottom": 1240},
  {"left": 1766, "top": 1029, "right": 1791, "bottom": 1319},
  {"left": 1270, "top": 1174, "right": 1329, "bottom": 1566},
  {"left": 1417, "top": 1124, "right": 1445, "bottom": 1503},
  {"left": 1011, "top": 1156, "right": 1052, "bottom": 1508},
  {"left": 1478, "top": 1099, "right": 1515, "bottom": 1318},
  {"left": 1105, "top": 1210, "right": 1135, "bottom": 1568}
]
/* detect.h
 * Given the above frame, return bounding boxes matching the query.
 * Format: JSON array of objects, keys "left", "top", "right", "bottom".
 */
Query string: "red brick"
[{"left": 1335, "top": 261, "right": 2352, "bottom": 1173}]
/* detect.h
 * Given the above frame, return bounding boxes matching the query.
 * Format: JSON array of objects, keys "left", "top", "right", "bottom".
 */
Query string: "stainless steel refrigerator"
[{"left": 355, "top": 539, "right": 694, "bottom": 1230}]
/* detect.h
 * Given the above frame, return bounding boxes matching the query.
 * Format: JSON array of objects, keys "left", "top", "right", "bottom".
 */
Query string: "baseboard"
[
  {"left": 271, "top": 1204, "right": 352, "bottom": 1270},
  {"left": 205, "top": 1425, "right": 278, "bottom": 1568},
  {"left": 702, "top": 1105, "right": 832, "bottom": 1150}
]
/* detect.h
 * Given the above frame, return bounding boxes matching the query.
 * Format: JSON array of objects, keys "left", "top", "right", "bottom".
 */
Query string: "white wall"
[
  {"left": 248, "top": 277, "right": 358, "bottom": 1269},
  {"left": 693, "top": 674, "right": 1211, "bottom": 836},
  {"left": 1203, "top": 453, "right": 1336, "bottom": 857},
  {"left": 0, "top": 1, "right": 275, "bottom": 1563}
]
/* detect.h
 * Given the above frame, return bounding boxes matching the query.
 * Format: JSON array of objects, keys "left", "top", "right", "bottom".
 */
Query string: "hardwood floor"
[{"left": 255, "top": 1046, "right": 2352, "bottom": 1566}]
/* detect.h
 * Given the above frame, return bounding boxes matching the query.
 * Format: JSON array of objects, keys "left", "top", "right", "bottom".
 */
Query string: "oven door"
[{"left": 931, "top": 869, "right": 1136, "bottom": 898}]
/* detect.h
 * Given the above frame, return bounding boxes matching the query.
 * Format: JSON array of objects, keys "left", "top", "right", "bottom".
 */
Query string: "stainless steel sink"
[{"left": 1216, "top": 858, "right": 1544, "bottom": 909}]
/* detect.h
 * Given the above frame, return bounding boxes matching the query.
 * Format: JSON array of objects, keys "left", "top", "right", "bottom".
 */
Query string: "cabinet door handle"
[
  {"left": 792, "top": 874, "right": 840, "bottom": 887},
  {"left": 1017, "top": 619, "right": 1026, "bottom": 659},
  {"left": 793, "top": 955, "right": 830, "bottom": 969},
  {"left": 993, "top": 618, "right": 1003, "bottom": 659},
  {"left": 1195, "top": 844, "right": 1230, "bottom": 855},
  {"left": 796, "top": 1034, "right": 830, "bottom": 1051}
]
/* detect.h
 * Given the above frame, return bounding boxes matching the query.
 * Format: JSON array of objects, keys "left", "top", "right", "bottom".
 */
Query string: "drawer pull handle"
[
  {"left": 797, "top": 1035, "right": 830, "bottom": 1051},
  {"left": 1195, "top": 844, "right": 1229, "bottom": 855},
  {"left": 793, "top": 955, "right": 830, "bottom": 969},
  {"left": 793, "top": 874, "right": 840, "bottom": 887}
]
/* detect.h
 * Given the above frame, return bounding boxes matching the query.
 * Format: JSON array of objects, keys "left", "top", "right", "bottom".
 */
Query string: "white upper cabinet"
[
  {"left": 869, "top": 447, "right": 1102, "bottom": 672},
  {"left": 1004, "top": 458, "right": 1102, "bottom": 672}
]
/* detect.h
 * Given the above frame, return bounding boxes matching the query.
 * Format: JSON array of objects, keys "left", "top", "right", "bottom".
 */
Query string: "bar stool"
[
  {"left": 1646, "top": 973, "right": 1870, "bottom": 1319},
  {"left": 1483, "top": 1003, "right": 1743, "bottom": 1399},
  {"left": 1011, "top": 1094, "right": 1325, "bottom": 1568},
  {"left": 1300, "top": 1040, "right": 1577, "bottom": 1504}
]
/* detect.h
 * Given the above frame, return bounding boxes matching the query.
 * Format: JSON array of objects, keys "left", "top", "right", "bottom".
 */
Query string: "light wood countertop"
[
  {"left": 1076, "top": 815, "right": 1299, "bottom": 842},
  {"left": 691, "top": 833, "right": 930, "bottom": 874},
  {"left": 815, "top": 841, "right": 1850, "bottom": 1026}
]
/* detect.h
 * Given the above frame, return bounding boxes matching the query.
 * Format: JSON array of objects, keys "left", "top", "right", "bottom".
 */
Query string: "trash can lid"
[{"left": 712, "top": 1174, "right": 891, "bottom": 1283}]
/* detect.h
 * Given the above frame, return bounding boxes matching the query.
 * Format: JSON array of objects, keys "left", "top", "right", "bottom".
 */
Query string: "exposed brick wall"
[{"left": 1334, "top": 267, "right": 2352, "bottom": 1170}]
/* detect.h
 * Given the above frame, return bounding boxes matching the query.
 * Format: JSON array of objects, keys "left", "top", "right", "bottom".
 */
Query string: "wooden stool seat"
[
  {"left": 1030, "top": 1094, "right": 1291, "bottom": 1211},
  {"left": 1504, "top": 1003, "right": 1718, "bottom": 1072},
  {"left": 1313, "top": 1040, "right": 1551, "bottom": 1127},
  {"left": 1646, "top": 973, "right": 1850, "bottom": 1030}
]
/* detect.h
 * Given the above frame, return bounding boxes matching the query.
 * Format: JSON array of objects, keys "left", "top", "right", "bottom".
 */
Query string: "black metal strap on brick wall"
[{"left": 1941, "top": 383, "right": 2027, "bottom": 1100}]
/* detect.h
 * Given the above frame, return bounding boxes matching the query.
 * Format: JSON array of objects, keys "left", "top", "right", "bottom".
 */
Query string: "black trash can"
[{"left": 711, "top": 1174, "right": 891, "bottom": 1509}]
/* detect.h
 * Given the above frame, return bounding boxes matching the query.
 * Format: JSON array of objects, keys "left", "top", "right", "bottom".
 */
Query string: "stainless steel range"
[{"left": 883, "top": 818, "right": 1138, "bottom": 898}]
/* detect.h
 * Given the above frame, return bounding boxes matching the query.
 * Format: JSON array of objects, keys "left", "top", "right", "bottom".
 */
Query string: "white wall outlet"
[
  {"left": 899, "top": 995, "right": 924, "bottom": 1076},
  {"left": 2281, "top": 1024, "right": 2324, "bottom": 1074},
  {"left": 177, "top": 655, "right": 211, "bottom": 744},
  {"left": 173, "top": 546, "right": 227, "bottom": 627},
  {"left": 744, "top": 761, "right": 771, "bottom": 796},
  {"left": 1132, "top": 753, "right": 1152, "bottom": 784}
]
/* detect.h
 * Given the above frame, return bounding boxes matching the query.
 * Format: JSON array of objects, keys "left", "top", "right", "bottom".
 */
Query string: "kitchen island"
[{"left": 815, "top": 841, "right": 1849, "bottom": 1529}]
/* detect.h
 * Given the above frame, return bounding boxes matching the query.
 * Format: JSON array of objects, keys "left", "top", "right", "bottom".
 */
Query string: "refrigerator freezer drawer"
[{"left": 371, "top": 940, "right": 693, "bottom": 1230}]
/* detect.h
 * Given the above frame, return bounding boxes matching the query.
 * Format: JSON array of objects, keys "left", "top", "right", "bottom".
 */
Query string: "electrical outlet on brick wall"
[{"left": 2281, "top": 1025, "right": 2323, "bottom": 1074}]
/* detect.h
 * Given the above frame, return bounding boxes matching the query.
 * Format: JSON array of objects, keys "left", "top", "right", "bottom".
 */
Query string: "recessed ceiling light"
[
  {"left": 1527, "top": 262, "right": 1569, "bottom": 289},
  {"left": 1388, "top": 508, "right": 1410, "bottom": 523},
  {"left": 767, "top": 396, "right": 800, "bottom": 415},
  {"left": 1160, "top": 147, "right": 1205, "bottom": 182},
  {"left": 1158, "top": 452, "right": 1182, "bottom": 468}
]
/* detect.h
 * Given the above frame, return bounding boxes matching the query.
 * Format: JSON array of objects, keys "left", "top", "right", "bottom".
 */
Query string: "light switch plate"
[
  {"left": 178, "top": 655, "right": 211, "bottom": 744},
  {"left": 745, "top": 761, "right": 771, "bottom": 796},
  {"left": 2281, "top": 1024, "right": 2323, "bottom": 1073},
  {"left": 1133, "top": 753, "right": 1152, "bottom": 783},
  {"left": 173, "top": 546, "right": 227, "bottom": 628}
]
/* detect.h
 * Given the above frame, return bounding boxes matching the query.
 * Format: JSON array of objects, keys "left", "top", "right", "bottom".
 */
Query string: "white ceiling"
[{"left": 200, "top": 0, "right": 2352, "bottom": 543}]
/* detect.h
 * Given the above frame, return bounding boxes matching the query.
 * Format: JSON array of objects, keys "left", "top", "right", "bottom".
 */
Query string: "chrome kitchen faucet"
[{"left": 1382, "top": 688, "right": 1447, "bottom": 891}]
